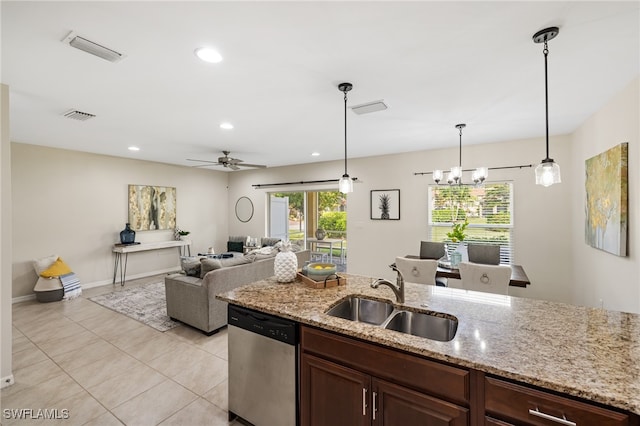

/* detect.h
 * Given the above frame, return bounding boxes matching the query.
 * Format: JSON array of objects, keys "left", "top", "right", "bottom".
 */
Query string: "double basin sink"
[{"left": 325, "top": 296, "right": 458, "bottom": 342}]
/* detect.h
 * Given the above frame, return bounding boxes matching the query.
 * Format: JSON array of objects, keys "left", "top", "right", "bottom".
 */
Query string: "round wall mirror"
[{"left": 235, "top": 196, "right": 254, "bottom": 223}]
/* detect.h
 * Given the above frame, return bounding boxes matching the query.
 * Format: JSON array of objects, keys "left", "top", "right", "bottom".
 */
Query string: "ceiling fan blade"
[
  {"left": 228, "top": 163, "right": 241, "bottom": 171},
  {"left": 239, "top": 163, "right": 267, "bottom": 169},
  {"left": 187, "top": 158, "right": 219, "bottom": 164}
]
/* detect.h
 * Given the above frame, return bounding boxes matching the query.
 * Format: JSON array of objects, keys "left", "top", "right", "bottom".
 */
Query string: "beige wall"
[
  {"left": 570, "top": 77, "right": 640, "bottom": 313},
  {"left": 11, "top": 144, "right": 229, "bottom": 299},
  {"left": 228, "top": 133, "right": 574, "bottom": 305},
  {"left": 2, "top": 85, "right": 14, "bottom": 386}
]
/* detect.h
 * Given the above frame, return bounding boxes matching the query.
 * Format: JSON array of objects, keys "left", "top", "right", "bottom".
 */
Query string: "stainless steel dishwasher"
[{"left": 228, "top": 304, "right": 298, "bottom": 426}]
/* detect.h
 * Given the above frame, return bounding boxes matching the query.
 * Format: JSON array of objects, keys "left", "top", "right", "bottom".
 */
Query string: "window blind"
[{"left": 428, "top": 182, "right": 514, "bottom": 264}]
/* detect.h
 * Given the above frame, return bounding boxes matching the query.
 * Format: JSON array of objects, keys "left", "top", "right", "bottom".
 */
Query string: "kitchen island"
[{"left": 217, "top": 273, "right": 640, "bottom": 423}]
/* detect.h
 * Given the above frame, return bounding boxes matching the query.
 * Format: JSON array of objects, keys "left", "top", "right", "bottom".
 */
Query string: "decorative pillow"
[
  {"left": 200, "top": 258, "right": 223, "bottom": 278},
  {"left": 40, "top": 257, "right": 72, "bottom": 278},
  {"left": 33, "top": 254, "right": 59, "bottom": 276},
  {"left": 260, "top": 237, "right": 281, "bottom": 247},
  {"left": 227, "top": 241, "right": 244, "bottom": 253},
  {"left": 181, "top": 256, "right": 202, "bottom": 277}
]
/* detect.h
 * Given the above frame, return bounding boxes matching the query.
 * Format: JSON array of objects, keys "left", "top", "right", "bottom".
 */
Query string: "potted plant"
[
  {"left": 175, "top": 228, "right": 190, "bottom": 240},
  {"left": 446, "top": 219, "right": 468, "bottom": 243},
  {"left": 447, "top": 219, "right": 468, "bottom": 267}
]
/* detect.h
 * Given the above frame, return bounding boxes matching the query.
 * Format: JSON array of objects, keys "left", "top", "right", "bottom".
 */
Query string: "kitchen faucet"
[{"left": 371, "top": 263, "right": 405, "bottom": 303}]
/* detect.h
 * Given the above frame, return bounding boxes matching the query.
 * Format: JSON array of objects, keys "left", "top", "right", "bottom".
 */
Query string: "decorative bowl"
[{"left": 306, "top": 263, "right": 337, "bottom": 281}]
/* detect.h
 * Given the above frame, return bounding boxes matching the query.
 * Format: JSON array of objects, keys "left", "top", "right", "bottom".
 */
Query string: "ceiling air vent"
[
  {"left": 62, "top": 31, "right": 124, "bottom": 63},
  {"left": 63, "top": 110, "right": 96, "bottom": 121},
  {"left": 351, "top": 100, "right": 388, "bottom": 115}
]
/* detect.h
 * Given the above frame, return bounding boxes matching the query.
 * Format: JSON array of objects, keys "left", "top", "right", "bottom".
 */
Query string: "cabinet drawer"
[
  {"left": 485, "top": 377, "right": 629, "bottom": 426},
  {"left": 301, "top": 326, "right": 469, "bottom": 406}
]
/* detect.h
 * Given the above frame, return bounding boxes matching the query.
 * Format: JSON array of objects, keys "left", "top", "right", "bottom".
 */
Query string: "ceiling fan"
[{"left": 187, "top": 150, "right": 267, "bottom": 171}]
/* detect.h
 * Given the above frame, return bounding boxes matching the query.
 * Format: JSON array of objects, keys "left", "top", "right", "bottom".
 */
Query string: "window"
[{"left": 428, "top": 182, "right": 514, "bottom": 264}]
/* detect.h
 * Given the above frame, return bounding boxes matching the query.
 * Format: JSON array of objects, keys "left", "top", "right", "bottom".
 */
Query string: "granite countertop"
[{"left": 217, "top": 273, "right": 640, "bottom": 415}]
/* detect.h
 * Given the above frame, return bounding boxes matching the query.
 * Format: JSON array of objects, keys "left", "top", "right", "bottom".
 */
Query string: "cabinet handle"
[
  {"left": 529, "top": 407, "right": 576, "bottom": 426},
  {"left": 372, "top": 391, "right": 378, "bottom": 420},
  {"left": 362, "top": 388, "right": 368, "bottom": 416}
]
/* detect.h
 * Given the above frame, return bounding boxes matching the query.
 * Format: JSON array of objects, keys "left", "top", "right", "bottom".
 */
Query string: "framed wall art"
[
  {"left": 370, "top": 189, "right": 400, "bottom": 220},
  {"left": 585, "top": 142, "right": 628, "bottom": 256},
  {"left": 128, "top": 185, "right": 177, "bottom": 231}
]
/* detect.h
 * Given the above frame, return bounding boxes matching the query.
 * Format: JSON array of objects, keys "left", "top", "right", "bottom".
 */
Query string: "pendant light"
[
  {"left": 338, "top": 82, "right": 353, "bottom": 194},
  {"left": 533, "top": 26, "right": 561, "bottom": 187},
  {"left": 433, "top": 124, "right": 487, "bottom": 185}
]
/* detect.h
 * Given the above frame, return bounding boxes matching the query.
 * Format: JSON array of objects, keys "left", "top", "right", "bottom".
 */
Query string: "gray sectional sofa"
[{"left": 165, "top": 249, "right": 310, "bottom": 335}]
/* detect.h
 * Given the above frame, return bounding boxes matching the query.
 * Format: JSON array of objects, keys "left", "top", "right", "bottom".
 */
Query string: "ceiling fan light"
[
  {"left": 535, "top": 159, "right": 561, "bottom": 187},
  {"left": 339, "top": 174, "right": 353, "bottom": 194}
]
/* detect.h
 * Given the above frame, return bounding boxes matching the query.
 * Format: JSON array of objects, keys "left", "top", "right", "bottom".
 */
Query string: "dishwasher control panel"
[{"left": 228, "top": 304, "right": 298, "bottom": 345}]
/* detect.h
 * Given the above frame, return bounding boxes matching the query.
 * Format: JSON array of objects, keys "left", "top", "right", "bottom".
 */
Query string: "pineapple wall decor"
[{"left": 370, "top": 189, "right": 400, "bottom": 220}]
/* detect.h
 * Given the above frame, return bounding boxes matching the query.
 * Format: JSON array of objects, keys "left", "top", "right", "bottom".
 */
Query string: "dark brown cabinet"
[
  {"left": 300, "top": 326, "right": 469, "bottom": 426},
  {"left": 301, "top": 353, "right": 370, "bottom": 426},
  {"left": 484, "top": 377, "right": 631, "bottom": 426}
]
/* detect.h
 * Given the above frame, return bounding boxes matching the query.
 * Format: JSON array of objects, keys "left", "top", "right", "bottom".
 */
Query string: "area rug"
[{"left": 89, "top": 282, "right": 179, "bottom": 332}]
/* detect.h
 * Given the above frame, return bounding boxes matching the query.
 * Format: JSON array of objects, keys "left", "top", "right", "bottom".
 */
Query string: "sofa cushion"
[
  {"left": 220, "top": 256, "right": 251, "bottom": 268},
  {"left": 181, "top": 256, "right": 202, "bottom": 277},
  {"left": 200, "top": 258, "right": 223, "bottom": 278}
]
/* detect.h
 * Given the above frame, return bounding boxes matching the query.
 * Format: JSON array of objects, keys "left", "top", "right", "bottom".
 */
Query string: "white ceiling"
[{"left": 2, "top": 1, "right": 638, "bottom": 170}]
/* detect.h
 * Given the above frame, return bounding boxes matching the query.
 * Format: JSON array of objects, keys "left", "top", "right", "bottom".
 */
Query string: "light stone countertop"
[{"left": 217, "top": 273, "right": 640, "bottom": 415}]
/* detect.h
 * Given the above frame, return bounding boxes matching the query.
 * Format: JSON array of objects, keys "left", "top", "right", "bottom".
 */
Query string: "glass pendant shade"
[
  {"left": 446, "top": 172, "right": 454, "bottom": 185},
  {"left": 339, "top": 174, "right": 353, "bottom": 193},
  {"left": 433, "top": 169, "right": 443, "bottom": 184},
  {"left": 450, "top": 166, "right": 462, "bottom": 182},
  {"left": 535, "top": 159, "right": 561, "bottom": 187},
  {"left": 475, "top": 167, "right": 488, "bottom": 182}
]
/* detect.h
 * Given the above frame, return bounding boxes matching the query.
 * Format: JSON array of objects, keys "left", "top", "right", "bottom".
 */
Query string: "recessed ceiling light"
[
  {"left": 128, "top": 146, "right": 140, "bottom": 151},
  {"left": 220, "top": 122, "right": 234, "bottom": 130},
  {"left": 195, "top": 47, "right": 223, "bottom": 63},
  {"left": 311, "top": 152, "right": 320, "bottom": 156}
]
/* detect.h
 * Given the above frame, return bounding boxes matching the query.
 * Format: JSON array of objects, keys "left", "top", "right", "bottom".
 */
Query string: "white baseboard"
[
  {"left": 12, "top": 267, "right": 180, "bottom": 304},
  {"left": 1, "top": 374, "right": 15, "bottom": 389}
]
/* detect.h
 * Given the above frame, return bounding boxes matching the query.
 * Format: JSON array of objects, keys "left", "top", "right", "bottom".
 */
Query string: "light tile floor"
[{"left": 1, "top": 274, "right": 241, "bottom": 426}]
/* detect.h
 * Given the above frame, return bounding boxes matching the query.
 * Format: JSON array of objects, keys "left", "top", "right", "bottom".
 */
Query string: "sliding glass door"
[{"left": 269, "top": 190, "right": 347, "bottom": 267}]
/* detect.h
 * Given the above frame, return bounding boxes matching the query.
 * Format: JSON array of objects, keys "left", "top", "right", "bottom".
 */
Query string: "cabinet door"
[
  {"left": 301, "top": 353, "right": 371, "bottom": 426},
  {"left": 372, "top": 378, "right": 469, "bottom": 426}
]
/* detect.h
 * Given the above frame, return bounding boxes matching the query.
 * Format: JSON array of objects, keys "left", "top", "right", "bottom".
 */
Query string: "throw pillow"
[
  {"left": 201, "top": 258, "right": 223, "bottom": 278},
  {"left": 260, "top": 237, "right": 281, "bottom": 247},
  {"left": 33, "top": 254, "right": 59, "bottom": 276},
  {"left": 181, "top": 257, "right": 202, "bottom": 277},
  {"left": 40, "top": 257, "right": 72, "bottom": 278},
  {"left": 227, "top": 241, "right": 244, "bottom": 253}
]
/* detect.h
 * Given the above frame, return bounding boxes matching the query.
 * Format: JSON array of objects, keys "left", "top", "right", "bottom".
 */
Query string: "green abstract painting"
[{"left": 585, "top": 143, "right": 628, "bottom": 256}]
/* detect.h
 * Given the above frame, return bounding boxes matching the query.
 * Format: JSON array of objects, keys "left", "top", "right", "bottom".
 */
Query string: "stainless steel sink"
[
  {"left": 326, "top": 297, "right": 395, "bottom": 325},
  {"left": 383, "top": 311, "right": 458, "bottom": 342},
  {"left": 325, "top": 296, "right": 458, "bottom": 342}
]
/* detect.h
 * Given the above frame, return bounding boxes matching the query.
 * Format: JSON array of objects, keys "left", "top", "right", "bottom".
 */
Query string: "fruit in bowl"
[{"left": 306, "top": 263, "right": 337, "bottom": 280}]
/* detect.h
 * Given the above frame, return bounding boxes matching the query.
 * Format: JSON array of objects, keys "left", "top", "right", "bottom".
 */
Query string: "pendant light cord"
[
  {"left": 458, "top": 126, "right": 462, "bottom": 169},
  {"left": 544, "top": 40, "right": 550, "bottom": 160},
  {"left": 343, "top": 90, "right": 348, "bottom": 175}
]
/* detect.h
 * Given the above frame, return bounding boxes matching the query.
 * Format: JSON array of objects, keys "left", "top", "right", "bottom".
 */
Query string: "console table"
[{"left": 112, "top": 240, "right": 191, "bottom": 286}]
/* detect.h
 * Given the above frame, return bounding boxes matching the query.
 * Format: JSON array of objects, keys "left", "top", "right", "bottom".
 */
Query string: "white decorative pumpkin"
[{"left": 274, "top": 240, "right": 297, "bottom": 283}]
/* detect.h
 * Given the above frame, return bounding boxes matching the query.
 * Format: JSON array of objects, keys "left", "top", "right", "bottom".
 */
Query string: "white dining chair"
[
  {"left": 395, "top": 257, "right": 438, "bottom": 286},
  {"left": 458, "top": 262, "right": 511, "bottom": 295}
]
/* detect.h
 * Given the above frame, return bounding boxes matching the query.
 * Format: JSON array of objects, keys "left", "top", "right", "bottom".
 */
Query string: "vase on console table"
[
  {"left": 119, "top": 223, "right": 136, "bottom": 244},
  {"left": 315, "top": 228, "right": 325, "bottom": 240}
]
